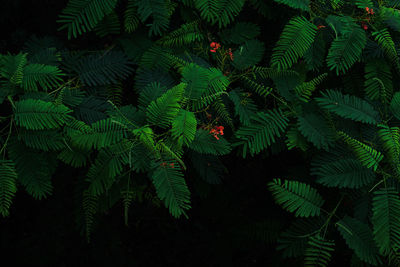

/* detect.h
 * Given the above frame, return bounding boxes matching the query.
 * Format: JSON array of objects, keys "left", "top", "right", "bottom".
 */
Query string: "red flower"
[
  {"left": 365, "top": 7, "right": 374, "bottom": 15},
  {"left": 317, "top": 25, "right": 326, "bottom": 30},
  {"left": 362, "top": 22, "right": 368, "bottom": 30},
  {"left": 210, "top": 42, "right": 221, "bottom": 53},
  {"left": 209, "top": 125, "right": 224, "bottom": 140},
  {"left": 170, "top": 163, "right": 175, "bottom": 168},
  {"left": 227, "top": 48, "right": 234, "bottom": 60},
  {"left": 365, "top": 7, "right": 369, "bottom": 12}
]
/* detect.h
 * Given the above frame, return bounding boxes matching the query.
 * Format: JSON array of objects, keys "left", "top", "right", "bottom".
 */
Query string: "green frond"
[
  {"left": 304, "top": 30, "right": 327, "bottom": 71},
  {"left": 57, "top": 145, "right": 90, "bottom": 167},
  {"left": 240, "top": 76, "right": 273, "bottom": 98},
  {"left": 372, "top": 28, "right": 399, "bottom": 69},
  {"left": 268, "top": 178, "right": 324, "bottom": 217},
  {"left": 58, "top": 0, "right": 118, "bottom": 39},
  {"left": 285, "top": 125, "right": 310, "bottom": 151},
  {"left": 229, "top": 88, "right": 258, "bottom": 126},
  {"left": 14, "top": 99, "right": 73, "bottom": 130},
  {"left": 326, "top": 23, "right": 367, "bottom": 75},
  {"left": 94, "top": 11, "right": 120, "bottom": 37},
  {"left": 390, "top": 92, "right": 400, "bottom": 120},
  {"left": 378, "top": 125, "right": 400, "bottom": 161},
  {"left": 211, "top": 96, "right": 233, "bottom": 128},
  {"left": 0, "top": 53, "right": 27, "bottom": 85},
  {"left": 146, "top": 83, "right": 185, "bottom": 128},
  {"left": 18, "top": 129, "right": 65, "bottom": 151},
  {"left": 372, "top": 188, "right": 400, "bottom": 256},
  {"left": 0, "top": 160, "right": 17, "bottom": 217},
  {"left": 232, "top": 39, "right": 265, "bottom": 70},
  {"left": 278, "top": 217, "right": 326, "bottom": 258},
  {"left": 235, "top": 109, "right": 289, "bottom": 156},
  {"left": 171, "top": 109, "right": 197, "bottom": 146},
  {"left": 67, "top": 118, "right": 126, "bottom": 150},
  {"left": 157, "top": 20, "right": 204, "bottom": 47},
  {"left": 297, "top": 112, "right": 336, "bottom": 151},
  {"left": 56, "top": 87, "right": 85, "bottom": 107},
  {"left": 364, "top": 59, "right": 393, "bottom": 104},
  {"left": 134, "top": 0, "right": 172, "bottom": 36},
  {"left": 75, "top": 96, "right": 111, "bottom": 124},
  {"left": 354, "top": 0, "right": 373, "bottom": 9},
  {"left": 304, "top": 234, "right": 335, "bottom": 267},
  {"left": 336, "top": 216, "right": 382, "bottom": 265},
  {"left": 194, "top": 0, "right": 246, "bottom": 28},
  {"left": 86, "top": 148, "right": 124, "bottom": 195},
  {"left": 7, "top": 140, "right": 55, "bottom": 200},
  {"left": 315, "top": 89, "right": 380, "bottom": 125},
  {"left": 138, "top": 82, "right": 169, "bottom": 107},
  {"left": 181, "top": 63, "right": 209, "bottom": 100},
  {"left": 311, "top": 155, "right": 375, "bottom": 189},
  {"left": 271, "top": 16, "right": 317, "bottom": 70},
  {"left": 294, "top": 73, "right": 328, "bottom": 102},
  {"left": 150, "top": 162, "right": 190, "bottom": 218},
  {"left": 189, "top": 129, "right": 231, "bottom": 155},
  {"left": 124, "top": 0, "right": 140, "bottom": 33},
  {"left": 273, "top": 0, "right": 310, "bottom": 11},
  {"left": 22, "top": 63, "right": 64, "bottom": 92},
  {"left": 82, "top": 189, "right": 98, "bottom": 243},
  {"left": 381, "top": 7, "right": 400, "bottom": 32},
  {"left": 219, "top": 22, "right": 260, "bottom": 44},
  {"left": 338, "top": 131, "right": 383, "bottom": 171},
  {"left": 74, "top": 51, "right": 133, "bottom": 86}
]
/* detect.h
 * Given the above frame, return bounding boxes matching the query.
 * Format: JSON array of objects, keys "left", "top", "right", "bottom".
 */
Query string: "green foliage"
[
  {"left": 232, "top": 39, "right": 264, "bottom": 70},
  {"left": 0, "top": 160, "right": 17, "bottom": 217},
  {"left": 150, "top": 161, "right": 190, "bottom": 218},
  {"left": 326, "top": 23, "right": 367, "bottom": 75},
  {"left": 271, "top": 16, "right": 317, "bottom": 70},
  {"left": 304, "top": 235, "right": 335, "bottom": 267},
  {"left": 273, "top": 0, "right": 310, "bottom": 11},
  {"left": 235, "top": 109, "right": 289, "bottom": 156},
  {"left": 268, "top": 178, "right": 325, "bottom": 217},
  {"left": 194, "top": 0, "right": 246, "bottom": 28},
  {"left": 171, "top": 109, "right": 197, "bottom": 146},
  {"left": 316, "top": 89, "right": 380, "bottom": 125},
  {"left": 58, "top": 0, "right": 118, "bottom": 39},
  {"left": 336, "top": 216, "right": 382, "bottom": 265}
]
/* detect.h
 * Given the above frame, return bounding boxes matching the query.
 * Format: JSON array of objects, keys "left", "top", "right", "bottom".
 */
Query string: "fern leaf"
[
  {"left": 171, "top": 109, "right": 197, "bottom": 146},
  {"left": 273, "top": 0, "right": 310, "bottom": 11},
  {"left": 0, "top": 160, "right": 17, "bottom": 217},
  {"left": 372, "top": 188, "right": 400, "bottom": 256},
  {"left": 336, "top": 216, "right": 382, "bottom": 265},
  {"left": 58, "top": 0, "right": 118, "bottom": 39},
  {"left": 304, "top": 235, "right": 335, "bottom": 267},
  {"left": 268, "top": 178, "right": 325, "bottom": 217},
  {"left": 271, "top": 16, "right": 317, "bottom": 70},
  {"left": 315, "top": 89, "right": 380, "bottom": 125},
  {"left": 232, "top": 39, "right": 265, "bottom": 70},
  {"left": 194, "top": 0, "right": 246, "bottom": 28},
  {"left": 189, "top": 128, "right": 231, "bottom": 155},
  {"left": 14, "top": 99, "right": 72, "bottom": 130},
  {"left": 338, "top": 131, "right": 383, "bottom": 171},
  {"left": 150, "top": 162, "right": 190, "bottom": 218},
  {"left": 146, "top": 83, "right": 185, "bottom": 128}
]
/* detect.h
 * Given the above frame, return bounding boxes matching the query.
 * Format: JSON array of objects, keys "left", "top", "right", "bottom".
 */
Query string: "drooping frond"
[
  {"left": 157, "top": 20, "right": 204, "bottom": 47},
  {"left": 134, "top": 0, "right": 173, "bottom": 36},
  {"left": 232, "top": 39, "right": 265, "bottom": 70},
  {"left": 372, "top": 28, "right": 399, "bottom": 69},
  {"left": 273, "top": 0, "right": 310, "bottom": 11},
  {"left": 372, "top": 188, "right": 400, "bottom": 256},
  {"left": 304, "top": 235, "right": 335, "bottom": 267},
  {"left": 311, "top": 154, "right": 375, "bottom": 189},
  {"left": 22, "top": 63, "right": 64, "bottom": 92},
  {"left": 0, "top": 160, "right": 17, "bottom": 217},
  {"left": 297, "top": 112, "right": 336, "bottom": 151},
  {"left": 229, "top": 88, "right": 258, "bottom": 126},
  {"left": 58, "top": 0, "right": 118, "bottom": 39},
  {"left": 193, "top": 0, "right": 246, "bottom": 28},
  {"left": 338, "top": 131, "right": 383, "bottom": 171},
  {"left": 235, "top": 109, "right": 289, "bottom": 156},
  {"left": 336, "top": 216, "right": 382, "bottom": 265},
  {"left": 146, "top": 83, "right": 185, "bottom": 128},
  {"left": 124, "top": 0, "right": 140, "bottom": 33},
  {"left": 271, "top": 16, "right": 317, "bottom": 70},
  {"left": 315, "top": 89, "right": 380, "bottom": 125},
  {"left": 14, "top": 99, "right": 73, "bottom": 130},
  {"left": 171, "top": 109, "right": 197, "bottom": 146},
  {"left": 364, "top": 59, "right": 393, "bottom": 104},
  {"left": 268, "top": 178, "right": 325, "bottom": 217},
  {"left": 150, "top": 162, "right": 190, "bottom": 218},
  {"left": 326, "top": 23, "right": 367, "bottom": 75},
  {"left": 73, "top": 51, "right": 133, "bottom": 86}
]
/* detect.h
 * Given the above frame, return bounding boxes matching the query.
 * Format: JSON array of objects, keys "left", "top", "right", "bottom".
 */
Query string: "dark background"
[{"left": 0, "top": 1, "right": 350, "bottom": 266}]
